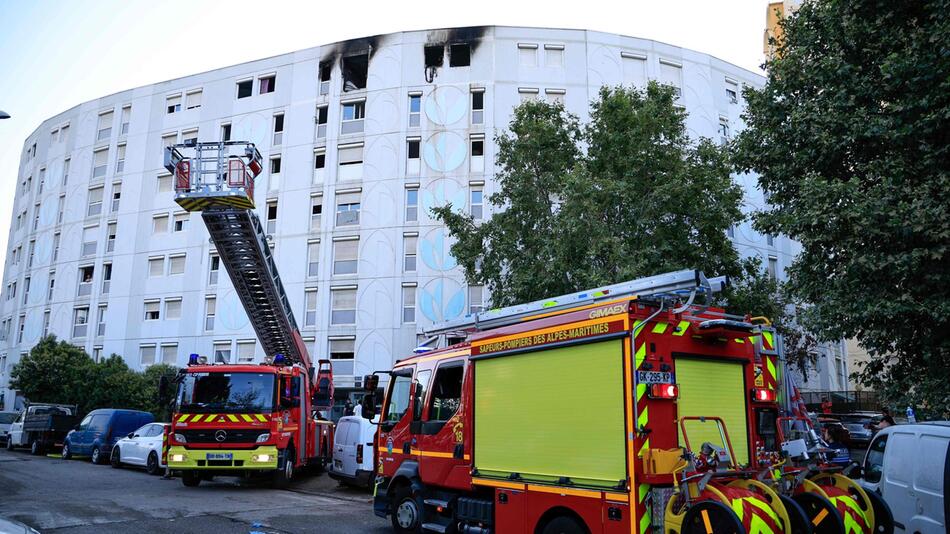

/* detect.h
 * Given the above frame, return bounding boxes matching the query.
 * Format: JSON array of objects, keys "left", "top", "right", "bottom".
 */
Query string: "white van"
[
  {"left": 329, "top": 410, "right": 378, "bottom": 488},
  {"left": 860, "top": 422, "right": 949, "bottom": 533}
]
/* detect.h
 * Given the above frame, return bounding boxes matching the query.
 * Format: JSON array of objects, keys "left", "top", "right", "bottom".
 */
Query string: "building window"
[
  {"left": 659, "top": 59, "right": 683, "bottom": 97},
  {"left": 767, "top": 255, "right": 778, "bottom": 280},
  {"left": 266, "top": 201, "right": 278, "bottom": 234},
  {"left": 404, "top": 236, "right": 417, "bottom": 272},
  {"left": 144, "top": 300, "right": 160, "bottom": 321},
  {"left": 161, "top": 344, "right": 177, "bottom": 365},
  {"left": 449, "top": 43, "right": 470, "bottom": 67},
  {"left": 181, "top": 129, "right": 198, "bottom": 145},
  {"left": 335, "top": 192, "right": 361, "bottom": 226},
  {"left": 52, "top": 233, "right": 60, "bottom": 261},
  {"left": 310, "top": 195, "right": 323, "bottom": 231},
  {"left": 470, "top": 188, "right": 484, "bottom": 220},
  {"left": 78, "top": 265, "right": 95, "bottom": 296},
  {"left": 341, "top": 101, "right": 365, "bottom": 135},
  {"left": 545, "top": 88, "right": 565, "bottom": 105},
  {"left": 168, "top": 254, "right": 186, "bottom": 275},
  {"left": 318, "top": 61, "right": 332, "bottom": 95},
  {"left": 140, "top": 345, "right": 156, "bottom": 366},
  {"left": 47, "top": 271, "right": 55, "bottom": 301},
  {"left": 272, "top": 113, "right": 284, "bottom": 145},
  {"left": 96, "top": 304, "right": 107, "bottom": 337},
  {"left": 114, "top": 144, "right": 126, "bottom": 174},
  {"left": 92, "top": 346, "right": 102, "bottom": 362},
  {"left": 726, "top": 225, "right": 735, "bottom": 238},
  {"left": 406, "top": 189, "right": 419, "bottom": 222},
  {"left": 204, "top": 297, "right": 216, "bottom": 331},
  {"left": 316, "top": 106, "right": 328, "bottom": 139},
  {"left": 304, "top": 288, "right": 318, "bottom": 327},
  {"left": 62, "top": 158, "right": 70, "bottom": 186},
  {"left": 341, "top": 54, "right": 368, "bottom": 92},
  {"left": 73, "top": 307, "right": 89, "bottom": 338},
  {"left": 97, "top": 111, "right": 113, "bottom": 141},
  {"left": 726, "top": 78, "right": 739, "bottom": 104},
  {"left": 469, "top": 285, "right": 484, "bottom": 314},
  {"left": 22, "top": 276, "right": 30, "bottom": 305},
  {"left": 408, "top": 94, "right": 421, "bottom": 127},
  {"left": 27, "top": 239, "right": 35, "bottom": 267},
  {"left": 81, "top": 226, "right": 97, "bottom": 256},
  {"left": 236, "top": 79, "right": 252, "bottom": 99},
  {"left": 111, "top": 182, "right": 121, "bottom": 213},
  {"left": 185, "top": 89, "right": 202, "bottom": 110},
  {"left": 471, "top": 137, "right": 485, "bottom": 173},
  {"left": 42, "top": 310, "right": 50, "bottom": 337},
  {"left": 425, "top": 44, "right": 444, "bottom": 69},
  {"left": 209, "top": 254, "right": 220, "bottom": 285},
  {"left": 330, "top": 287, "right": 357, "bottom": 325},
  {"left": 333, "top": 239, "right": 359, "bottom": 275},
  {"left": 307, "top": 240, "right": 320, "bottom": 277},
  {"left": 269, "top": 156, "right": 281, "bottom": 175},
  {"left": 402, "top": 286, "right": 416, "bottom": 323},
  {"left": 328, "top": 338, "right": 355, "bottom": 375},
  {"left": 162, "top": 132, "right": 177, "bottom": 148},
  {"left": 259, "top": 74, "right": 276, "bottom": 94},
  {"left": 173, "top": 213, "right": 189, "bottom": 232},
  {"left": 87, "top": 186, "right": 104, "bottom": 217},
  {"left": 213, "top": 341, "right": 230, "bottom": 363},
  {"left": 148, "top": 256, "right": 164, "bottom": 277},
  {"left": 157, "top": 174, "right": 173, "bottom": 193},
  {"left": 153, "top": 213, "right": 169, "bottom": 234},
  {"left": 166, "top": 94, "right": 181, "bottom": 114},
  {"left": 544, "top": 44, "right": 564, "bottom": 67},
  {"left": 101, "top": 262, "right": 112, "bottom": 294},
  {"left": 164, "top": 298, "right": 182, "bottom": 320},
  {"left": 718, "top": 118, "right": 730, "bottom": 144},
  {"left": 407, "top": 138, "right": 421, "bottom": 175},
  {"left": 471, "top": 90, "right": 484, "bottom": 124},
  {"left": 767, "top": 234, "right": 775, "bottom": 247},
  {"left": 236, "top": 340, "right": 256, "bottom": 363},
  {"left": 92, "top": 148, "right": 109, "bottom": 179},
  {"left": 120, "top": 105, "right": 131, "bottom": 135},
  {"left": 16, "top": 315, "right": 24, "bottom": 343},
  {"left": 220, "top": 123, "right": 232, "bottom": 142},
  {"left": 338, "top": 144, "right": 364, "bottom": 180},
  {"left": 518, "top": 43, "right": 538, "bottom": 67}
]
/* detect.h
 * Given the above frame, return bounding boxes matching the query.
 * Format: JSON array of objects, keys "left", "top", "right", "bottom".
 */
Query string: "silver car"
[{"left": 0, "top": 412, "right": 19, "bottom": 445}]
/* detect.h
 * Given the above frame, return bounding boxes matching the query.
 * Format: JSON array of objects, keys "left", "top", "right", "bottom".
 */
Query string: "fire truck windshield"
[{"left": 177, "top": 372, "right": 276, "bottom": 414}]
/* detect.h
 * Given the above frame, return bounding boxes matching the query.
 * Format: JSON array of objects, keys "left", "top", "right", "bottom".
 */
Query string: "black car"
[{"left": 836, "top": 413, "right": 883, "bottom": 448}]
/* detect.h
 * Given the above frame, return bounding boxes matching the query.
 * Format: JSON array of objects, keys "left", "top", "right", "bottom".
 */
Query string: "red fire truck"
[
  {"left": 160, "top": 141, "right": 334, "bottom": 487},
  {"left": 362, "top": 270, "right": 890, "bottom": 533}
]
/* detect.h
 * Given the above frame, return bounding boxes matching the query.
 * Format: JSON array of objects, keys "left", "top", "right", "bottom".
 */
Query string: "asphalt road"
[{"left": 0, "top": 448, "right": 390, "bottom": 533}]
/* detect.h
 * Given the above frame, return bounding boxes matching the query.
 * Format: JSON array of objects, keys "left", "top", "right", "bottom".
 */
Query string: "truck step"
[
  {"left": 424, "top": 498, "right": 451, "bottom": 510},
  {"left": 422, "top": 523, "right": 448, "bottom": 533}
]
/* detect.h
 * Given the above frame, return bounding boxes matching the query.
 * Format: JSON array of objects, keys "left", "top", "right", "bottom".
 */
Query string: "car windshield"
[
  {"left": 177, "top": 372, "right": 276, "bottom": 414},
  {"left": 0, "top": 413, "right": 17, "bottom": 424}
]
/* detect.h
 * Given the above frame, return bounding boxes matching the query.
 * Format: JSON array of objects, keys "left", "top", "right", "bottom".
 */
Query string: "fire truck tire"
[
  {"left": 681, "top": 500, "right": 746, "bottom": 534},
  {"left": 540, "top": 514, "right": 589, "bottom": 534},
  {"left": 791, "top": 493, "right": 845, "bottom": 534},
  {"left": 390, "top": 484, "right": 423, "bottom": 534},
  {"left": 863, "top": 490, "right": 893, "bottom": 534},
  {"left": 181, "top": 470, "right": 201, "bottom": 487},
  {"left": 272, "top": 447, "right": 295, "bottom": 488},
  {"left": 779, "top": 495, "right": 813, "bottom": 534},
  {"left": 111, "top": 448, "right": 122, "bottom": 468},
  {"left": 146, "top": 452, "right": 160, "bottom": 475}
]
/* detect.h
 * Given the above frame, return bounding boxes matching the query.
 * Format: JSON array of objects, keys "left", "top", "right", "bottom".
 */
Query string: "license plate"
[
  {"left": 206, "top": 453, "right": 233, "bottom": 460},
  {"left": 637, "top": 371, "right": 673, "bottom": 384}
]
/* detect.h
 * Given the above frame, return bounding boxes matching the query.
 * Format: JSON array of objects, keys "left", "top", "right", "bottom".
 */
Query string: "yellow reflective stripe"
[
  {"left": 652, "top": 322, "right": 668, "bottom": 334},
  {"left": 732, "top": 497, "right": 745, "bottom": 520},
  {"left": 176, "top": 414, "right": 189, "bottom": 423},
  {"left": 641, "top": 509, "right": 653, "bottom": 533},
  {"left": 255, "top": 414, "right": 268, "bottom": 422},
  {"left": 762, "top": 331, "right": 774, "bottom": 348},
  {"left": 633, "top": 320, "right": 644, "bottom": 338},
  {"left": 226, "top": 414, "right": 239, "bottom": 422},
  {"left": 637, "top": 406, "right": 649, "bottom": 429},
  {"left": 673, "top": 320, "right": 690, "bottom": 336},
  {"left": 745, "top": 495, "right": 782, "bottom": 526},
  {"left": 241, "top": 414, "right": 254, "bottom": 422},
  {"left": 636, "top": 383, "right": 647, "bottom": 402},
  {"left": 747, "top": 513, "right": 775, "bottom": 534},
  {"left": 204, "top": 414, "right": 217, "bottom": 422},
  {"left": 735, "top": 338, "right": 745, "bottom": 344},
  {"left": 638, "top": 438, "right": 650, "bottom": 457}
]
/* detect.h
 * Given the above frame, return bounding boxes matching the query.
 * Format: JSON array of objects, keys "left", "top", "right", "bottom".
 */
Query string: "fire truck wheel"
[
  {"left": 791, "top": 493, "right": 845, "bottom": 534},
  {"left": 272, "top": 448, "right": 295, "bottom": 488},
  {"left": 540, "top": 514, "right": 589, "bottom": 534},
  {"left": 146, "top": 452, "right": 160, "bottom": 475},
  {"left": 779, "top": 495, "right": 813, "bottom": 534},
  {"left": 390, "top": 484, "right": 423, "bottom": 534},
  {"left": 111, "top": 447, "right": 122, "bottom": 468},
  {"left": 864, "top": 490, "right": 894, "bottom": 534},
  {"left": 181, "top": 470, "right": 201, "bottom": 487},
  {"left": 681, "top": 501, "right": 746, "bottom": 534}
]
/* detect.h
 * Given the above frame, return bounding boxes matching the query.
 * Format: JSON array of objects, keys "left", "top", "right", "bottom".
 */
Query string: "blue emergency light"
[
  {"left": 273, "top": 353, "right": 287, "bottom": 365},
  {"left": 188, "top": 353, "right": 200, "bottom": 365}
]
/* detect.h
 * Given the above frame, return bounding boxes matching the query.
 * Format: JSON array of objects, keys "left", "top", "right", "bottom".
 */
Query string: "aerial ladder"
[{"left": 162, "top": 141, "right": 334, "bottom": 487}]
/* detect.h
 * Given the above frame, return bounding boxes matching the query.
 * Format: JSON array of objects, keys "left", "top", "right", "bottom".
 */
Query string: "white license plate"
[
  {"left": 637, "top": 371, "right": 673, "bottom": 384},
  {"left": 206, "top": 453, "right": 233, "bottom": 460}
]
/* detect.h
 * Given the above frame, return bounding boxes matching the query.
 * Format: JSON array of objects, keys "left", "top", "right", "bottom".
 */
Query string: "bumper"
[
  {"left": 166, "top": 445, "right": 279, "bottom": 470},
  {"left": 329, "top": 468, "right": 375, "bottom": 488}
]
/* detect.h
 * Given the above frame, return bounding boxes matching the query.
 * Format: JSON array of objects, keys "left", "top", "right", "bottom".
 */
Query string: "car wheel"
[
  {"left": 111, "top": 447, "right": 122, "bottom": 468},
  {"left": 5, "top": 438, "right": 13, "bottom": 451},
  {"left": 30, "top": 440, "right": 43, "bottom": 456},
  {"left": 61, "top": 443, "right": 72, "bottom": 460},
  {"left": 146, "top": 452, "right": 160, "bottom": 475},
  {"left": 390, "top": 484, "right": 423, "bottom": 534},
  {"left": 181, "top": 470, "right": 201, "bottom": 487},
  {"left": 91, "top": 446, "right": 102, "bottom": 464}
]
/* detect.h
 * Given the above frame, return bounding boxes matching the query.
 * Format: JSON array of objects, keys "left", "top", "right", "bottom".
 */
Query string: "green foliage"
[
  {"left": 735, "top": 0, "right": 950, "bottom": 416},
  {"left": 436, "top": 83, "right": 744, "bottom": 307},
  {"left": 9, "top": 336, "right": 177, "bottom": 418}
]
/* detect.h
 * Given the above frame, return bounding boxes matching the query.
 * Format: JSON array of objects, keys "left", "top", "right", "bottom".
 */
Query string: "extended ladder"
[
  {"left": 164, "top": 141, "right": 310, "bottom": 367},
  {"left": 423, "top": 269, "right": 728, "bottom": 340}
]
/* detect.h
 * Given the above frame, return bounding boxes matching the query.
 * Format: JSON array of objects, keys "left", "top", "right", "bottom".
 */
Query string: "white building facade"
[{"left": 0, "top": 27, "right": 846, "bottom": 409}]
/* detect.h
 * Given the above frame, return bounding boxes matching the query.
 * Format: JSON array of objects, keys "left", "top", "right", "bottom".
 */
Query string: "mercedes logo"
[{"left": 214, "top": 430, "right": 227, "bottom": 442}]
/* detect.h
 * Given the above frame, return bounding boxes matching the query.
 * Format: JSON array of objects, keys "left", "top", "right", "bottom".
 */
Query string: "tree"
[
  {"left": 436, "top": 83, "right": 744, "bottom": 306},
  {"left": 734, "top": 0, "right": 950, "bottom": 415},
  {"left": 9, "top": 336, "right": 95, "bottom": 409}
]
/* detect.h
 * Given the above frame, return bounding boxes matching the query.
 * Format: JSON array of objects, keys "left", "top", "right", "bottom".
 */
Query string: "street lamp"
[{"left": 0, "top": 111, "right": 10, "bottom": 119}]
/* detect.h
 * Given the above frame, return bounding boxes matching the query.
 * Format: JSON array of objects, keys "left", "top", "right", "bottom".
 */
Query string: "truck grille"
[{"left": 179, "top": 429, "right": 267, "bottom": 444}]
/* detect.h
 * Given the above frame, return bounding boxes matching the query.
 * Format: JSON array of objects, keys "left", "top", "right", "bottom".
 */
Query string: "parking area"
[{"left": 0, "top": 448, "right": 389, "bottom": 533}]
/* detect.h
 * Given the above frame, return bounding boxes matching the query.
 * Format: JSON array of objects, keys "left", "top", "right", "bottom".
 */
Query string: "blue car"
[{"left": 62, "top": 409, "right": 154, "bottom": 464}]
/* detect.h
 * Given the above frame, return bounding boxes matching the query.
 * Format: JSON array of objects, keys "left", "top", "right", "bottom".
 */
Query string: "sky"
[{"left": 0, "top": 0, "right": 772, "bottom": 280}]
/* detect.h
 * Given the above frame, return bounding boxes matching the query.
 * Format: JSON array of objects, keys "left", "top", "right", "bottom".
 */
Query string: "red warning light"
[
  {"left": 649, "top": 383, "right": 679, "bottom": 399},
  {"left": 752, "top": 388, "right": 776, "bottom": 402}
]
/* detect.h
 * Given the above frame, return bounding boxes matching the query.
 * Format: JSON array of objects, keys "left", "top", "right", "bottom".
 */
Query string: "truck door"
[
  {"left": 9, "top": 410, "right": 25, "bottom": 445},
  {"left": 378, "top": 366, "right": 415, "bottom": 478},
  {"left": 416, "top": 360, "right": 468, "bottom": 486}
]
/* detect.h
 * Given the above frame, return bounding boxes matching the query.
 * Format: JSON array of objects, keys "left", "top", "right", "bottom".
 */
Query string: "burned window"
[
  {"left": 424, "top": 45, "right": 444, "bottom": 68},
  {"left": 342, "top": 54, "right": 368, "bottom": 92},
  {"left": 449, "top": 44, "right": 470, "bottom": 67},
  {"left": 318, "top": 61, "right": 332, "bottom": 95}
]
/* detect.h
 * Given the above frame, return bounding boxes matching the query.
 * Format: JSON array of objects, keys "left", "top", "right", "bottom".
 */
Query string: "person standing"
[
  {"left": 905, "top": 406, "right": 917, "bottom": 423},
  {"left": 821, "top": 397, "right": 833, "bottom": 414}
]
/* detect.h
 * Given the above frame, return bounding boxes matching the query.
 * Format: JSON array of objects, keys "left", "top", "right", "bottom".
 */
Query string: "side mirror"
[
  {"left": 128, "top": 432, "right": 135, "bottom": 439},
  {"left": 361, "top": 394, "right": 377, "bottom": 421},
  {"left": 363, "top": 374, "right": 379, "bottom": 392}
]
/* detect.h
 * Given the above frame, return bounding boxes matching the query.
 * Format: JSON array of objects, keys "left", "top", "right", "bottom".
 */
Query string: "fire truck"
[
  {"left": 361, "top": 270, "right": 893, "bottom": 533},
  {"left": 160, "top": 141, "right": 334, "bottom": 487}
]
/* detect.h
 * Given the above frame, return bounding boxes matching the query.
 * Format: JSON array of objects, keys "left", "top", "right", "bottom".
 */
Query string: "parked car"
[
  {"left": 837, "top": 413, "right": 883, "bottom": 448},
  {"left": 6, "top": 404, "right": 78, "bottom": 455},
  {"left": 329, "top": 412, "right": 378, "bottom": 488},
  {"left": 63, "top": 409, "right": 154, "bottom": 464},
  {"left": 859, "top": 422, "right": 949, "bottom": 534},
  {"left": 111, "top": 422, "right": 168, "bottom": 475},
  {"left": 0, "top": 411, "right": 19, "bottom": 445}
]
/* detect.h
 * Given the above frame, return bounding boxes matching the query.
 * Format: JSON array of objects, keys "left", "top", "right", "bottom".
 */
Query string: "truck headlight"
[
  {"left": 251, "top": 453, "right": 272, "bottom": 463},
  {"left": 255, "top": 433, "right": 270, "bottom": 443},
  {"left": 170, "top": 453, "right": 187, "bottom": 463},
  {"left": 174, "top": 433, "right": 187, "bottom": 443}
]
